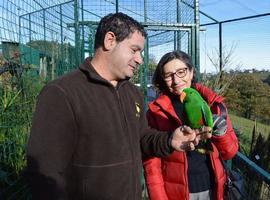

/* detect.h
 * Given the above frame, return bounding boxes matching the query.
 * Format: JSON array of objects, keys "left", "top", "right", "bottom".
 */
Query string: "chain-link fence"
[
  {"left": 0, "top": 0, "right": 199, "bottom": 198},
  {"left": 1, "top": 1, "right": 270, "bottom": 199},
  {"left": 0, "top": 1, "right": 77, "bottom": 198},
  {"left": 77, "top": 0, "right": 199, "bottom": 102}
]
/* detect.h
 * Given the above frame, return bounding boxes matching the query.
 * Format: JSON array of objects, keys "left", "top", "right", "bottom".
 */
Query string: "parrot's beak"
[{"left": 179, "top": 92, "right": 186, "bottom": 103}]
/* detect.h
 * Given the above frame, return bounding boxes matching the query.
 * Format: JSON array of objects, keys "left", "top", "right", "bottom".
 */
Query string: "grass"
[
  {"left": 230, "top": 114, "right": 270, "bottom": 139},
  {"left": 229, "top": 113, "right": 270, "bottom": 155}
]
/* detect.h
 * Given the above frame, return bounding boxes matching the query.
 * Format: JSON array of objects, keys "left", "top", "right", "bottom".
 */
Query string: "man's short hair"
[{"left": 94, "top": 12, "right": 147, "bottom": 50}]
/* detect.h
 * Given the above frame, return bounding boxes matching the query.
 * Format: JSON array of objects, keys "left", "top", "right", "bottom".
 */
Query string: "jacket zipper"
[
  {"left": 115, "top": 88, "right": 136, "bottom": 200},
  {"left": 184, "top": 153, "right": 189, "bottom": 200}
]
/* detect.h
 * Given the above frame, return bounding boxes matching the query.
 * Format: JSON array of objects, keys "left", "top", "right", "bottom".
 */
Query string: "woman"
[{"left": 143, "top": 51, "right": 238, "bottom": 200}]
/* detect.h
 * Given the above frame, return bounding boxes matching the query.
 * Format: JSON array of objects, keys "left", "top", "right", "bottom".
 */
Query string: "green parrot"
[{"left": 179, "top": 87, "right": 213, "bottom": 154}]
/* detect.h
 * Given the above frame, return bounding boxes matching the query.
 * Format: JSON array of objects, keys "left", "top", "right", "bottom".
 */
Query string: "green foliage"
[
  {"left": 26, "top": 40, "right": 77, "bottom": 76},
  {"left": 224, "top": 73, "right": 270, "bottom": 123},
  {"left": 0, "top": 88, "right": 27, "bottom": 174},
  {"left": 130, "top": 54, "right": 157, "bottom": 85},
  {"left": 130, "top": 67, "right": 140, "bottom": 84},
  {"left": 200, "top": 71, "right": 236, "bottom": 97},
  {"left": 0, "top": 69, "right": 44, "bottom": 198},
  {"left": 247, "top": 131, "right": 270, "bottom": 200},
  {"left": 230, "top": 114, "right": 270, "bottom": 200},
  {"left": 263, "top": 74, "right": 270, "bottom": 86},
  {"left": 229, "top": 114, "right": 270, "bottom": 154},
  {"left": 201, "top": 70, "right": 270, "bottom": 124},
  {"left": 1, "top": 88, "right": 22, "bottom": 112},
  {"left": 246, "top": 69, "right": 270, "bottom": 83}
]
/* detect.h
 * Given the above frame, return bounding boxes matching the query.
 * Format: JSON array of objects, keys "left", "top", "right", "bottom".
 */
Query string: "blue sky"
[
  {"left": 200, "top": 16, "right": 270, "bottom": 73},
  {"left": 200, "top": 0, "right": 270, "bottom": 22},
  {"left": 199, "top": 0, "right": 270, "bottom": 73},
  {"left": 143, "top": 0, "right": 270, "bottom": 73}
]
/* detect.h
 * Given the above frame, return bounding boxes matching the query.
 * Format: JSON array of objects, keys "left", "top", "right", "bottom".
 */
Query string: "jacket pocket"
[{"left": 72, "top": 160, "right": 133, "bottom": 200}]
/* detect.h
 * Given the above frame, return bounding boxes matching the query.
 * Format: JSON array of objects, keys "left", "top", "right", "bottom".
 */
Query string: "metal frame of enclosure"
[
  {"left": 0, "top": 0, "right": 270, "bottom": 199},
  {"left": 0, "top": 1, "right": 200, "bottom": 198},
  {"left": 1, "top": 0, "right": 200, "bottom": 99},
  {"left": 71, "top": 0, "right": 200, "bottom": 100},
  {"left": 201, "top": 12, "right": 270, "bottom": 72}
]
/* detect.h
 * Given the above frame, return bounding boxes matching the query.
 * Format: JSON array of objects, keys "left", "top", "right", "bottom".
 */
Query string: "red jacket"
[{"left": 143, "top": 84, "right": 238, "bottom": 200}]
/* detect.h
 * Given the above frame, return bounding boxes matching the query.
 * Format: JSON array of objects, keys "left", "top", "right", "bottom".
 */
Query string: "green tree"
[
  {"left": 263, "top": 74, "right": 270, "bottom": 86},
  {"left": 224, "top": 73, "right": 270, "bottom": 123},
  {"left": 131, "top": 54, "right": 157, "bottom": 85}
]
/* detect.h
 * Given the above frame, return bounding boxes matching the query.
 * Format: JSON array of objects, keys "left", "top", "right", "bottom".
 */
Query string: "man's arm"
[
  {"left": 140, "top": 124, "right": 211, "bottom": 158},
  {"left": 26, "top": 84, "right": 77, "bottom": 199}
]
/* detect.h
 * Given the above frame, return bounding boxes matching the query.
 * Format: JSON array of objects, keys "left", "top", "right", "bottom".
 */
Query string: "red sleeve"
[
  {"left": 143, "top": 158, "right": 168, "bottom": 200},
  {"left": 143, "top": 111, "right": 169, "bottom": 200}
]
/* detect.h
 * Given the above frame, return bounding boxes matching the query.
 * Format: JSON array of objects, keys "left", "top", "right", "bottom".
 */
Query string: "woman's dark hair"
[
  {"left": 94, "top": 12, "right": 147, "bottom": 50},
  {"left": 152, "top": 50, "right": 196, "bottom": 93}
]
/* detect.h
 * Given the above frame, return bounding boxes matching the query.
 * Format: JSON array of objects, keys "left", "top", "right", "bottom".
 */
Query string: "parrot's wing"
[
  {"left": 198, "top": 103, "right": 214, "bottom": 154},
  {"left": 201, "top": 102, "right": 213, "bottom": 128}
]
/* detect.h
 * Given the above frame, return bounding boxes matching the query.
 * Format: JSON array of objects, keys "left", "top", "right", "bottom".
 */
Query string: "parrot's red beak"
[{"left": 179, "top": 92, "right": 186, "bottom": 103}]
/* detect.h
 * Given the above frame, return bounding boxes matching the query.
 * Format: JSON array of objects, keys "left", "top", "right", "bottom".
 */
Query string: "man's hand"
[
  {"left": 170, "top": 125, "right": 197, "bottom": 151},
  {"left": 195, "top": 126, "right": 212, "bottom": 139},
  {"left": 194, "top": 126, "right": 213, "bottom": 153},
  {"left": 170, "top": 125, "right": 212, "bottom": 152}
]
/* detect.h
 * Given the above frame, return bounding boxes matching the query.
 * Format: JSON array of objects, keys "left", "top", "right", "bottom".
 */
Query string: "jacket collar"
[
  {"left": 79, "top": 57, "right": 128, "bottom": 88},
  {"left": 149, "top": 93, "right": 182, "bottom": 124}
]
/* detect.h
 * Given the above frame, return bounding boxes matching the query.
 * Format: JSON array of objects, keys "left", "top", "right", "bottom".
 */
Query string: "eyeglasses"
[{"left": 163, "top": 68, "right": 188, "bottom": 81}]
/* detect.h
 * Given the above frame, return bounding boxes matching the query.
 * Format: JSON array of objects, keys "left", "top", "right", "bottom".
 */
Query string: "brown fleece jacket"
[{"left": 26, "top": 57, "right": 171, "bottom": 200}]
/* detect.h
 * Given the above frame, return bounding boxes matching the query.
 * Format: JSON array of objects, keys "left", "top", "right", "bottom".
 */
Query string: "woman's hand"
[{"left": 212, "top": 114, "right": 228, "bottom": 136}]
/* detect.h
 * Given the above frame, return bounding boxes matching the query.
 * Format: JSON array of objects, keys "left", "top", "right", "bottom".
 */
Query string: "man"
[{"left": 26, "top": 13, "right": 210, "bottom": 199}]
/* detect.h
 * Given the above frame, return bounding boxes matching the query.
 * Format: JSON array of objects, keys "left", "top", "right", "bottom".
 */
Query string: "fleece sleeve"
[
  {"left": 26, "top": 84, "right": 77, "bottom": 200},
  {"left": 139, "top": 97, "right": 171, "bottom": 158}
]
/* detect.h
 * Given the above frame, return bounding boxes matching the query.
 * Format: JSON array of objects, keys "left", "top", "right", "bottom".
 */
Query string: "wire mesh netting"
[
  {"left": 80, "top": 0, "right": 197, "bottom": 83},
  {"left": 0, "top": 1, "right": 198, "bottom": 198},
  {"left": 1, "top": 0, "right": 270, "bottom": 199},
  {"left": 78, "top": 0, "right": 198, "bottom": 103},
  {"left": 0, "top": 1, "right": 77, "bottom": 198}
]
